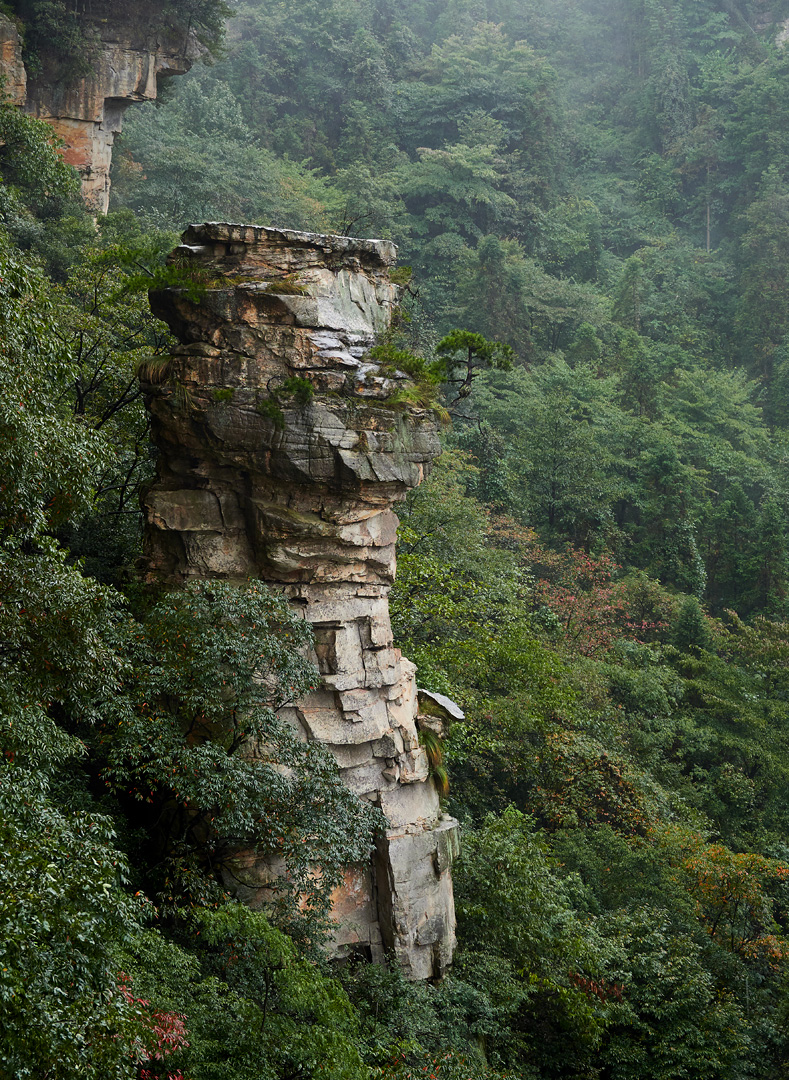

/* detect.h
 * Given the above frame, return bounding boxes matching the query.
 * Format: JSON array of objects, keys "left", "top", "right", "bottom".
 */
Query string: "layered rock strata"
[
  {"left": 0, "top": 2, "right": 197, "bottom": 211},
  {"left": 142, "top": 222, "right": 458, "bottom": 980}
]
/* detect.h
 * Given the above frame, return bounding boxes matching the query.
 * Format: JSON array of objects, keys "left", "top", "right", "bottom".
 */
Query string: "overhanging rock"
[
  {"left": 142, "top": 222, "right": 458, "bottom": 979},
  {"left": 0, "top": 2, "right": 199, "bottom": 212}
]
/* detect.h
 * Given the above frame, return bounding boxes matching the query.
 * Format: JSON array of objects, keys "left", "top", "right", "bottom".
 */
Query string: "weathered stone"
[
  {"left": 376, "top": 816, "right": 459, "bottom": 980},
  {"left": 379, "top": 779, "right": 440, "bottom": 828},
  {"left": 298, "top": 701, "right": 391, "bottom": 745},
  {"left": 399, "top": 747, "right": 430, "bottom": 785},
  {"left": 329, "top": 743, "right": 375, "bottom": 770},
  {"left": 142, "top": 223, "right": 456, "bottom": 979},
  {"left": 328, "top": 866, "right": 384, "bottom": 962},
  {"left": 0, "top": 2, "right": 200, "bottom": 212},
  {"left": 372, "top": 732, "right": 405, "bottom": 758},
  {"left": 418, "top": 689, "right": 466, "bottom": 723},
  {"left": 433, "top": 825, "right": 461, "bottom": 875},
  {"left": 417, "top": 688, "right": 465, "bottom": 738},
  {"left": 0, "top": 15, "right": 26, "bottom": 107},
  {"left": 180, "top": 531, "right": 255, "bottom": 577},
  {"left": 146, "top": 489, "right": 224, "bottom": 532},
  {"left": 341, "top": 759, "right": 395, "bottom": 797}
]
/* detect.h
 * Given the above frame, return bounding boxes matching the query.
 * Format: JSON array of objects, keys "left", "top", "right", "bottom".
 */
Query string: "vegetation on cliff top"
[{"left": 7, "top": 0, "right": 232, "bottom": 81}]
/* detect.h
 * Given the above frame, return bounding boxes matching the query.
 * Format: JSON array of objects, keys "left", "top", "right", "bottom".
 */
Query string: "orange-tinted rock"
[
  {"left": 0, "top": 1, "right": 198, "bottom": 211},
  {"left": 0, "top": 14, "right": 26, "bottom": 106}
]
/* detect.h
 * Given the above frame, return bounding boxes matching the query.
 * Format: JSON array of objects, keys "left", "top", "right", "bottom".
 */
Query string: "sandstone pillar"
[{"left": 142, "top": 222, "right": 458, "bottom": 980}]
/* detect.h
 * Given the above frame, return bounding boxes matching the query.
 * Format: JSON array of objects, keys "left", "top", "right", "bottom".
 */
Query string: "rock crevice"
[{"left": 142, "top": 222, "right": 458, "bottom": 980}]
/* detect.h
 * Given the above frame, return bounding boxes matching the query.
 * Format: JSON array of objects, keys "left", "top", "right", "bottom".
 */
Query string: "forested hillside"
[{"left": 6, "top": 0, "right": 789, "bottom": 1076}]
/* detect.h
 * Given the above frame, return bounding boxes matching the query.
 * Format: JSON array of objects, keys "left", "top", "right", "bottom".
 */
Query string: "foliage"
[
  {"left": 0, "top": 767, "right": 146, "bottom": 1079},
  {"left": 117, "top": 909, "right": 370, "bottom": 1080},
  {"left": 0, "top": 228, "right": 165, "bottom": 1078},
  {"left": 390, "top": 446, "right": 789, "bottom": 1074},
  {"left": 0, "top": 97, "right": 93, "bottom": 277},
  {"left": 255, "top": 397, "right": 286, "bottom": 429},
  {"left": 12, "top": 0, "right": 789, "bottom": 1074},
  {"left": 454, "top": 808, "right": 616, "bottom": 1077},
  {"left": 280, "top": 375, "right": 314, "bottom": 405},
  {"left": 660, "top": 825, "right": 789, "bottom": 963},
  {"left": 434, "top": 330, "right": 513, "bottom": 409},
  {"left": 52, "top": 231, "right": 178, "bottom": 581},
  {"left": 112, "top": 67, "right": 331, "bottom": 233},
  {"left": 99, "top": 580, "right": 383, "bottom": 939},
  {"left": 531, "top": 547, "right": 668, "bottom": 658}
]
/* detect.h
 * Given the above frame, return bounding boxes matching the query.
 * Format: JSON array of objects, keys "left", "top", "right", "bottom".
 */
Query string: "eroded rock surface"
[
  {"left": 0, "top": 14, "right": 26, "bottom": 107},
  {"left": 0, "top": 1, "right": 198, "bottom": 211},
  {"left": 142, "top": 222, "right": 458, "bottom": 979}
]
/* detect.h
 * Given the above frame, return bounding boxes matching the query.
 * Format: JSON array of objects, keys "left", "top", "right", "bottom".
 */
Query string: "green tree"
[
  {"left": 400, "top": 22, "right": 560, "bottom": 181},
  {"left": 118, "top": 907, "right": 370, "bottom": 1080},
  {"left": 671, "top": 596, "right": 711, "bottom": 651},
  {"left": 0, "top": 98, "right": 94, "bottom": 278},
  {"left": 0, "top": 770, "right": 146, "bottom": 1079},
  {"left": 101, "top": 580, "right": 383, "bottom": 938},
  {"left": 0, "top": 234, "right": 157, "bottom": 1078},
  {"left": 454, "top": 808, "right": 615, "bottom": 1077},
  {"left": 454, "top": 235, "right": 533, "bottom": 358},
  {"left": 399, "top": 138, "right": 519, "bottom": 256},
  {"left": 613, "top": 256, "right": 650, "bottom": 334},
  {"left": 488, "top": 358, "right": 619, "bottom": 544},
  {"left": 113, "top": 68, "right": 331, "bottom": 233},
  {"left": 597, "top": 906, "right": 745, "bottom": 1080},
  {"left": 51, "top": 229, "right": 179, "bottom": 581},
  {"left": 434, "top": 329, "right": 513, "bottom": 407},
  {"left": 737, "top": 166, "right": 789, "bottom": 380}
]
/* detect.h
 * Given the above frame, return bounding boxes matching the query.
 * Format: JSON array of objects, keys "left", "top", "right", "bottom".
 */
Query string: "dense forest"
[{"left": 7, "top": 0, "right": 789, "bottom": 1075}]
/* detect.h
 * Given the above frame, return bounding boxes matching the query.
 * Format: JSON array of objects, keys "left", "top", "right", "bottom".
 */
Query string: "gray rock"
[
  {"left": 418, "top": 688, "right": 466, "bottom": 722},
  {"left": 142, "top": 223, "right": 457, "bottom": 980}
]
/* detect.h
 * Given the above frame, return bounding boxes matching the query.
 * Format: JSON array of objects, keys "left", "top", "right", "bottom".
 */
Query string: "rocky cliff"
[
  {"left": 0, "top": 1, "right": 198, "bottom": 211},
  {"left": 142, "top": 222, "right": 459, "bottom": 980}
]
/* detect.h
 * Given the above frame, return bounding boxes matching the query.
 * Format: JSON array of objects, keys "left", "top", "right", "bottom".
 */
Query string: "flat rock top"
[{"left": 179, "top": 223, "right": 397, "bottom": 269}]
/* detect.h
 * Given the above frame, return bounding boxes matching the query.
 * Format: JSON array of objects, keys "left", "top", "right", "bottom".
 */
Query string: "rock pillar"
[
  {"left": 142, "top": 222, "right": 458, "bottom": 980},
  {"left": 0, "top": 3, "right": 198, "bottom": 212}
]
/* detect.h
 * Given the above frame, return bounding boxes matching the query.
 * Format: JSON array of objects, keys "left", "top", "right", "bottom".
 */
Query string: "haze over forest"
[{"left": 7, "top": 0, "right": 789, "bottom": 1076}]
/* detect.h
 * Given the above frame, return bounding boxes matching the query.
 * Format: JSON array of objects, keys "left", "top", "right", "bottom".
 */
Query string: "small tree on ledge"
[{"left": 434, "top": 330, "right": 513, "bottom": 409}]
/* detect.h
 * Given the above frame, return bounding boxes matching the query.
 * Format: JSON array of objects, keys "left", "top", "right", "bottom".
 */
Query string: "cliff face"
[
  {"left": 0, "top": 14, "right": 26, "bottom": 108},
  {"left": 0, "top": 2, "right": 198, "bottom": 212},
  {"left": 142, "top": 222, "right": 459, "bottom": 980}
]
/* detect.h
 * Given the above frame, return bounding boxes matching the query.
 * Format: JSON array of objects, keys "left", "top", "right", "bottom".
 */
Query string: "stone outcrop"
[
  {"left": 0, "top": 14, "right": 26, "bottom": 108},
  {"left": 142, "top": 222, "right": 459, "bottom": 980},
  {"left": 0, "top": 2, "right": 198, "bottom": 212}
]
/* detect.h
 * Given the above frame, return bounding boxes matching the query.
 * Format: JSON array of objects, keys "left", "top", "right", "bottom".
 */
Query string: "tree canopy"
[{"left": 9, "top": 0, "right": 789, "bottom": 1075}]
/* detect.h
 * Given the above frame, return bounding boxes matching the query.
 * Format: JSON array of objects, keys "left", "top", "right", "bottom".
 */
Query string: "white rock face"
[{"left": 142, "top": 223, "right": 459, "bottom": 978}]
